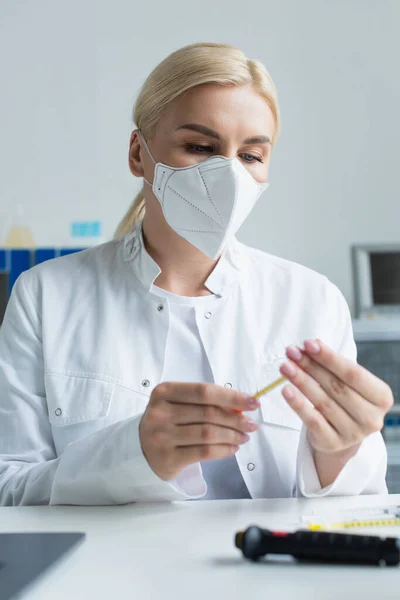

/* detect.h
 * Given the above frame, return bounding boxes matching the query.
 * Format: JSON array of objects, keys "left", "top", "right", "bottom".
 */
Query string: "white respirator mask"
[{"left": 139, "top": 131, "right": 269, "bottom": 259}]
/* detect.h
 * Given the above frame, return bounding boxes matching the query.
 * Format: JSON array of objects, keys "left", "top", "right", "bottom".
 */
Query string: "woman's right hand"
[{"left": 139, "top": 382, "right": 260, "bottom": 481}]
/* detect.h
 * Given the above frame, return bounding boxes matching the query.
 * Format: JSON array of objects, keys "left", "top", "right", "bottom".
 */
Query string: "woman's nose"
[{"left": 217, "top": 144, "right": 237, "bottom": 159}]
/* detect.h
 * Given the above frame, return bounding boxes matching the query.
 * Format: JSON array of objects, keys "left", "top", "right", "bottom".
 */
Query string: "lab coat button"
[
  {"left": 204, "top": 311, "right": 212, "bottom": 319},
  {"left": 247, "top": 462, "right": 255, "bottom": 471},
  {"left": 55, "top": 408, "right": 62, "bottom": 417},
  {"left": 224, "top": 382, "right": 232, "bottom": 388},
  {"left": 157, "top": 304, "right": 164, "bottom": 312},
  {"left": 142, "top": 379, "right": 150, "bottom": 388}
]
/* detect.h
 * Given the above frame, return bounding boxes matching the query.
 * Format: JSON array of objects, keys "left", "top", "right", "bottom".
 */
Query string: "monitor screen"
[{"left": 370, "top": 252, "right": 400, "bottom": 305}]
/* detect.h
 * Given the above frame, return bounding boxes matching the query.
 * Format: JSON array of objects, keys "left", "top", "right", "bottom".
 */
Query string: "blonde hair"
[{"left": 115, "top": 42, "right": 280, "bottom": 238}]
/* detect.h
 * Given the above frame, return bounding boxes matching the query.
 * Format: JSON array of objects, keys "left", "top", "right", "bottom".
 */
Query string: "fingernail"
[
  {"left": 247, "top": 397, "right": 261, "bottom": 409},
  {"left": 305, "top": 339, "right": 320, "bottom": 354},
  {"left": 241, "top": 433, "right": 250, "bottom": 443},
  {"left": 280, "top": 360, "right": 297, "bottom": 377},
  {"left": 283, "top": 385, "right": 295, "bottom": 400},
  {"left": 286, "top": 345, "right": 303, "bottom": 361},
  {"left": 246, "top": 419, "right": 259, "bottom": 431}
]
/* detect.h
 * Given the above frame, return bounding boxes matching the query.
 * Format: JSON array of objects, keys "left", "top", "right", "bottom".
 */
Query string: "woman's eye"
[
  {"left": 241, "top": 153, "right": 263, "bottom": 163},
  {"left": 185, "top": 144, "right": 263, "bottom": 163},
  {"left": 186, "top": 144, "right": 214, "bottom": 154}
]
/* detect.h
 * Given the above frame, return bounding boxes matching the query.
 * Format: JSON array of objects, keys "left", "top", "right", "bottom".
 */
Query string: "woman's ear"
[{"left": 128, "top": 130, "right": 144, "bottom": 177}]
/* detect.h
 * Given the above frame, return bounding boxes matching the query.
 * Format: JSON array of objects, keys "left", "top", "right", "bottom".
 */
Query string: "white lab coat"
[{"left": 0, "top": 222, "right": 387, "bottom": 505}]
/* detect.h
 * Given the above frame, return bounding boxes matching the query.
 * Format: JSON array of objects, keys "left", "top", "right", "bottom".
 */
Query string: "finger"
[
  {"left": 154, "top": 381, "right": 260, "bottom": 412},
  {"left": 285, "top": 347, "right": 375, "bottom": 425},
  {"left": 173, "top": 423, "right": 250, "bottom": 447},
  {"left": 175, "top": 444, "right": 240, "bottom": 467},
  {"left": 280, "top": 360, "right": 359, "bottom": 441},
  {"left": 171, "top": 403, "right": 259, "bottom": 432},
  {"left": 300, "top": 339, "right": 393, "bottom": 410},
  {"left": 282, "top": 385, "right": 341, "bottom": 451}
]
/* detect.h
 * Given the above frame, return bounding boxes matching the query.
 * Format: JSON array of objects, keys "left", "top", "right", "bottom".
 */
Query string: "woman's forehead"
[{"left": 160, "top": 84, "right": 275, "bottom": 139}]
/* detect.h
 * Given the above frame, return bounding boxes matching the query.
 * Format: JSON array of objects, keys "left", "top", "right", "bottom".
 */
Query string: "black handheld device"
[{"left": 235, "top": 526, "right": 400, "bottom": 566}]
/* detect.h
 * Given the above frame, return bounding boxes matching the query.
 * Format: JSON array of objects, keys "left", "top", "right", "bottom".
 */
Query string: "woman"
[{"left": 0, "top": 43, "right": 393, "bottom": 505}]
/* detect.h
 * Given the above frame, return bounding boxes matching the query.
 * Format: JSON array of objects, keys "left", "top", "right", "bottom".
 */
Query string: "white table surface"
[{"left": 2, "top": 494, "right": 400, "bottom": 600}]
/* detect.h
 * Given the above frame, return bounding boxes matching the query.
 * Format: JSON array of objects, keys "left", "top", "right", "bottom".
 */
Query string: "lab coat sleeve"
[
  {"left": 0, "top": 274, "right": 205, "bottom": 505},
  {"left": 296, "top": 282, "right": 388, "bottom": 497}
]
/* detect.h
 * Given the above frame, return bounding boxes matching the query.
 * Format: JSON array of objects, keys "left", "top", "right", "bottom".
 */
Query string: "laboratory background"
[{"left": 0, "top": 0, "right": 399, "bottom": 488}]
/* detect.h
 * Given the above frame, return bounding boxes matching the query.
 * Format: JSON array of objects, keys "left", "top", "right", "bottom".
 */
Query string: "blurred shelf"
[
  {"left": 386, "top": 442, "right": 400, "bottom": 467},
  {"left": 353, "top": 317, "right": 400, "bottom": 342}
]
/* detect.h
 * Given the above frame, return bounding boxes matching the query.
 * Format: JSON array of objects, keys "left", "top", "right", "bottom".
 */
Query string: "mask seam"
[
  {"left": 199, "top": 171, "right": 224, "bottom": 226},
  {"left": 175, "top": 227, "right": 219, "bottom": 234},
  {"left": 166, "top": 185, "right": 223, "bottom": 228},
  {"left": 199, "top": 162, "right": 234, "bottom": 174},
  {"left": 222, "top": 163, "right": 240, "bottom": 240}
]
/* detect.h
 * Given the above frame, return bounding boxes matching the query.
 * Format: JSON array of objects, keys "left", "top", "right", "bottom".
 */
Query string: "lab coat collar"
[{"left": 123, "top": 220, "right": 241, "bottom": 296}]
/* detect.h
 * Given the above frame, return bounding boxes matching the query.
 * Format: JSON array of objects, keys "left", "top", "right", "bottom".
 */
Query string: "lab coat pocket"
[
  {"left": 256, "top": 357, "right": 303, "bottom": 431},
  {"left": 108, "top": 383, "right": 150, "bottom": 419},
  {"left": 45, "top": 372, "right": 113, "bottom": 426}
]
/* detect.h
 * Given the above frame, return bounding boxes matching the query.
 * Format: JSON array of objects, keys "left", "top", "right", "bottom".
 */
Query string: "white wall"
[{"left": 0, "top": 0, "right": 399, "bottom": 314}]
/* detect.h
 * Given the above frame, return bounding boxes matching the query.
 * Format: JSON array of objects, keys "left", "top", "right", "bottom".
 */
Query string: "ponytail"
[{"left": 114, "top": 189, "right": 146, "bottom": 238}]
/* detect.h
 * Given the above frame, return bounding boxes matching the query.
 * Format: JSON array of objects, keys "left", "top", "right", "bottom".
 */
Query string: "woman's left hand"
[{"left": 279, "top": 339, "right": 394, "bottom": 455}]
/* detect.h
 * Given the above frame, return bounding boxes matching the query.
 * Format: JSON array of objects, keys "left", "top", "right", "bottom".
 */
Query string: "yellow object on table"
[{"left": 309, "top": 518, "right": 400, "bottom": 531}]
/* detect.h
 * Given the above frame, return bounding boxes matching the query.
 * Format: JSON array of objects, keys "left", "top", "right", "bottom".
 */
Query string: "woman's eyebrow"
[{"left": 176, "top": 123, "right": 271, "bottom": 144}]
